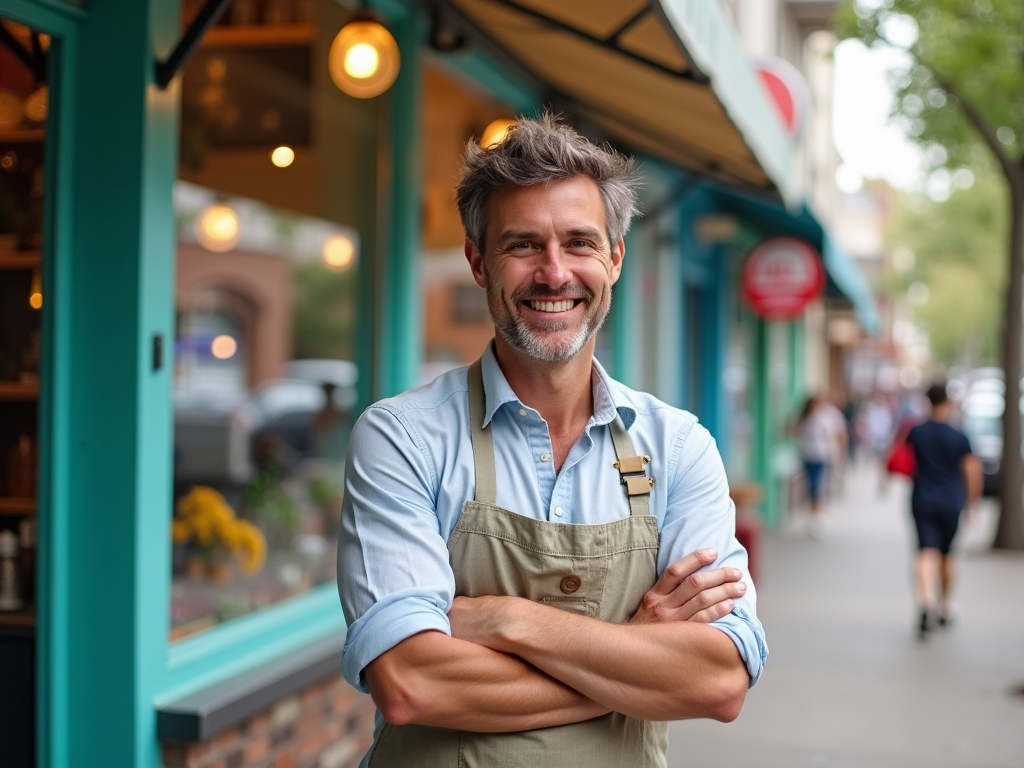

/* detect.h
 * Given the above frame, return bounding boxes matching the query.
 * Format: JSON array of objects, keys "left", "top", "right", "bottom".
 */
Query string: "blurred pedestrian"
[
  {"left": 904, "top": 382, "right": 982, "bottom": 639},
  {"left": 795, "top": 395, "right": 842, "bottom": 536}
]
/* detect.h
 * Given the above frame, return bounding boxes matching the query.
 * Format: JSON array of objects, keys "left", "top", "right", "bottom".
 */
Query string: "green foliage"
[
  {"left": 291, "top": 262, "right": 356, "bottom": 360},
  {"left": 835, "top": 0, "right": 1024, "bottom": 170},
  {"left": 885, "top": 162, "right": 1008, "bottom": 364}
]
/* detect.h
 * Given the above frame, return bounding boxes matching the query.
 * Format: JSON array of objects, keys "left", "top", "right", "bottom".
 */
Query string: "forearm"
[
  {"left": 489, "top": 599, "right": 748, "bottom": 722},
  {"left": 365, "top": 630, "right": 607, "bottom": 732}
]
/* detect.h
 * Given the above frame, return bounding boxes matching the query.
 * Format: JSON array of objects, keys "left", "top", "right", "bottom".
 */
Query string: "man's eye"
[{"left": 570, "top": 240, "right": 593, "bottom": 249}]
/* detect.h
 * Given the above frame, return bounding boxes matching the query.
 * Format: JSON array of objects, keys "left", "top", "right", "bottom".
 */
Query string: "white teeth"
[{"left": 529, "top": 299, "right": 574, "bottom": 313}]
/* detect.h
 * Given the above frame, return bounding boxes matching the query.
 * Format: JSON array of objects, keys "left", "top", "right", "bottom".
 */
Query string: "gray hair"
[{"left": 456, "top": 113, "right": 641, "bottom": 250}]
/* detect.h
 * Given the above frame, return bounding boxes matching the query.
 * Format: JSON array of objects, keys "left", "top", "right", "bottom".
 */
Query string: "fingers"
[
  {"left": 681, "top": 580, "right": 747, "bottom": 623},
  {"left": 650, "top": 548, "right": 719, "bottom": 596}
]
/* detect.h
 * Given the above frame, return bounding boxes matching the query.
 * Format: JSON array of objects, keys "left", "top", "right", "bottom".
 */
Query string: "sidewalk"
[{"left": 669, "top": 459, "right": 1024, "bottom": 767}]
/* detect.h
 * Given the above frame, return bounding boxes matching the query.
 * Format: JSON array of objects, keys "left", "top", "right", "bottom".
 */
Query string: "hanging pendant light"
[{"left": 328, "top": 14, "right": 400, "bottom": 99}]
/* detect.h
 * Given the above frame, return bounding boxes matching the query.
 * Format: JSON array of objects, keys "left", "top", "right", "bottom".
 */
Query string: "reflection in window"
[{"left": 170, "top": 0, "right": 374, "bottom": 640}]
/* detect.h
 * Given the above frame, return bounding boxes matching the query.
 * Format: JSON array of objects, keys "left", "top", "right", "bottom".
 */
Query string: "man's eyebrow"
[
  {"left": 495, "top": 229, "right": 540, "bottom": 245},
  {"left": 566, "top": 227, "right": 604, "bottom": 241}
]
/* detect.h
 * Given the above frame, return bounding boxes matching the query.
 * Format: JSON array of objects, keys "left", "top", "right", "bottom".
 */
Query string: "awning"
[
  {"left": 440, "top": 0, "right": 799, "bottom": 208},
  {"left": 714, "top": 189, "right": 881, "bottom": 335}
]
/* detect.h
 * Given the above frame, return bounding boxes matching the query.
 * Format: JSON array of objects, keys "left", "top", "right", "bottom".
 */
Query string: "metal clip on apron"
[{"left": 367, "top": 359, "right": 669, "bottom": 768}]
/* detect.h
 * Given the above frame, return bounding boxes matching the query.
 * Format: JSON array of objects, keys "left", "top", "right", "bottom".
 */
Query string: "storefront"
[{"left": 0, "top": 1, "right": 867, "bottom": 765}]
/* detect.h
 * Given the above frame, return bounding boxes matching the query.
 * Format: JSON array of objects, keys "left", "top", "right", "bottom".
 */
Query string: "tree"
[
  {"left": 886, "top": 162, "right": 1007, "bottom": 366},
  {"left": 836, "top": 0, "right": 1024, "bottom": 549}
]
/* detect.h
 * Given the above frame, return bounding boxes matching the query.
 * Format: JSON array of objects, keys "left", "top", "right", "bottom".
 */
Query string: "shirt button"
[
  {"left": 518, "top": 408, "right": 527, "bottom": 416},
  {"left": 540, "top": 452, "right": 550, "bottom": 463},
  {"left": 554, "top": 506, "right": 563, "bottom": 517}
]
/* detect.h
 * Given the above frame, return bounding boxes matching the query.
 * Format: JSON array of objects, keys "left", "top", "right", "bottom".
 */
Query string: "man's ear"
[
  {"left": 609, "top": 237, "right": 625, "bottom": 285},
  {"left": 466, "top": 238, "right": 487, "bottom": 289}
]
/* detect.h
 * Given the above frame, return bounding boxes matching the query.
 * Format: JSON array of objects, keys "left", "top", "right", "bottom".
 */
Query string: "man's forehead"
[{"left": 484, "top": 177, "right": 607, "bottom": 235}]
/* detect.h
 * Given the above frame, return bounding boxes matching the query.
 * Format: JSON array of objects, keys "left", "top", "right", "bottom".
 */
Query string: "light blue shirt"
[{"left": 338, "top": 344, "right": 768, "bottom": 696}]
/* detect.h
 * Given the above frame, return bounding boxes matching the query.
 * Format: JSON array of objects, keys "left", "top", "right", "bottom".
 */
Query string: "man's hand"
[{"left": 630, "top": 549, "right": 745, "bottom": 625}]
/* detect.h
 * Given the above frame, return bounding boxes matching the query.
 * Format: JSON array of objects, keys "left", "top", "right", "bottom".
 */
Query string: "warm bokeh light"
[
  {"left": 210, "top": 334, "right": 238, "bottom": 360},
  {"left": 196, "top": 204, "right": 240, "bottom": 252},
  {"left": 345, "top": 43, "right": 380, "bottom": 79},
  {"left": 271, "top": 146, "right": 295, "bottom": 167},
  {"left": 480, "top": 118, "right": 517, "bottom": 149},
  {"left": 23, "top": 87, "right": 47, "bottom": 123},
  {"left": 29, "top": 269, "right": 41, "bottom": 309},
  {"left": 328, "top": 20, "right": 400, "bottom": 98},
  {"left": 322, "top": 235, "right": 355, "bottom": 272}
]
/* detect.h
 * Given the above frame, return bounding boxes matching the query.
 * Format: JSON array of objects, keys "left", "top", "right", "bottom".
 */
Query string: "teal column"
[
  {"left": 610, "top": 230, "right": 638, "bottom": 386},
  {"left": 752, "top": 320, "right": 777, "bottom": 527},
  {"left": 38, "top": 0, "right": 180, "bottom": 765},
  {"left": 788, "top": 320, "right": 805, "bottom": 413},
  {"left": 382, "top": 11, "right": 424, "bottom": 397}
]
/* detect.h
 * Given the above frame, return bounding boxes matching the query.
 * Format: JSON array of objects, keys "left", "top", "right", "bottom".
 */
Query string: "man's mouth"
[{"left": 526, "top": 299, "right": 579, "bottom": 313}]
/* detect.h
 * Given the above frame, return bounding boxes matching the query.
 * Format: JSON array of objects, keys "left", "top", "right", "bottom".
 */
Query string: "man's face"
[{"left": 465, "top": 176, "right": 624, "bottom": 363}]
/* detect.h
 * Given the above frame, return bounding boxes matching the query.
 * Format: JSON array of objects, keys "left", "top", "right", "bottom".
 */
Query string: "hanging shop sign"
[
  {"left": 753, "top": 56, "right": 811, "bottom": 142},
  {"left": 741, "top": 237, "right": 825, "bottom": 319}
]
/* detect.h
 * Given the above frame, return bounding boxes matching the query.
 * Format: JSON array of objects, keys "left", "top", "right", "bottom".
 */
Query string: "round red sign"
[{"left": 741, "top": 237, "right": 825, "bottom": 319}]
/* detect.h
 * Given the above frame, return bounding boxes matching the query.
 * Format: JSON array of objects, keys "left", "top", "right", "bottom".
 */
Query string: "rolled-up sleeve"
[
  {"left": 339, "top": 405, "right": 456, "bottom": 692},
  {"left": 660, "top": 420, "right": 768, "bottom": 686}
]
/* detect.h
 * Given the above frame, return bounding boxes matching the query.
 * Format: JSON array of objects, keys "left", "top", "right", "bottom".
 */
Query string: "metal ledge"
[{"left": 156, "top": 634, "right": 346, "bottom": 742}]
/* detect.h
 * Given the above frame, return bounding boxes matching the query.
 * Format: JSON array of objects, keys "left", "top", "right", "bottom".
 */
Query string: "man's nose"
[{"left": 533, "top": 243, "right": 572, "bottom": 287}]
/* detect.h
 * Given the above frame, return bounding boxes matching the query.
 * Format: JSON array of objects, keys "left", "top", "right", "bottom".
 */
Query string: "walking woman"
[{"left": 796, "top": 395, "right": 838, "bottom": 536}]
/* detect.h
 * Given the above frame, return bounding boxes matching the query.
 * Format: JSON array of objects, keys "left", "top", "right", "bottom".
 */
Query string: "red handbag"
[{"left": 886, "top": 441, "right": 917, "bottom": 477}]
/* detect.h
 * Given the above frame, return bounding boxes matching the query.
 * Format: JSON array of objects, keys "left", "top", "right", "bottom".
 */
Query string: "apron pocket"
[{"left": 540, "top": 596, "right": 598, "bottom": 617}]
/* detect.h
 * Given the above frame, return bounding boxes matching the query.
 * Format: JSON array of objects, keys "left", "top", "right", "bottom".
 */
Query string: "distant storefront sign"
[{"left": 741, "top": 237, "right": 824, "bottom": 319}]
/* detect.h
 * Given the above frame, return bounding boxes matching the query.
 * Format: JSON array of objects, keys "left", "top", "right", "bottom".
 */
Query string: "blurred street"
[{"left": 670, "top": 458, "right": 1024, "bottom": 768}]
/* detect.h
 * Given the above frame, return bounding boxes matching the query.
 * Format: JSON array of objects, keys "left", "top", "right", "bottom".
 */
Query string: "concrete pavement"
[{"left": 669, "top": 458, "right": 1024, "bottom": 768}]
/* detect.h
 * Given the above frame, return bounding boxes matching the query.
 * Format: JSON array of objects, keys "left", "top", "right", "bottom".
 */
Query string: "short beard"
[{"left": 486, "top": 277, "right": 611, "bottom": 363}]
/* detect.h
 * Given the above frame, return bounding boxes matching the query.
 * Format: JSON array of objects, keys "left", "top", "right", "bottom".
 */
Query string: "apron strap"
[
  {"left": 467, "top": 358, "right": 497, "bottom": 505},
  {"left": 609, "top": 416, "right": 654, "bottom": 517}
]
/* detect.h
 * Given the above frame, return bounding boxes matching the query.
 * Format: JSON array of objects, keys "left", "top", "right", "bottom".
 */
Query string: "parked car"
[
  {"left": 960, "top": 389, "right": 1024, "bottom": 498},
  {"left": 248, "top": 360, "right": 358, "bottom": 467}
]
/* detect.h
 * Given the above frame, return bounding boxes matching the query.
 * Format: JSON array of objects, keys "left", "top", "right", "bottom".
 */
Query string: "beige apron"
[{"left": 367, "top": 360, "right": 668, "bottom": 767}]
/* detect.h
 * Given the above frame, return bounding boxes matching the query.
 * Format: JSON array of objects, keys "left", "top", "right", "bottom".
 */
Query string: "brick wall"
[{"left": 161, "top": 675, "right": 376, "bottom": 768}]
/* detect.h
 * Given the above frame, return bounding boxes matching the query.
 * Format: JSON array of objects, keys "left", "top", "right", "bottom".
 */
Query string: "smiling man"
[{"left": 338, "top": 114, "right": 767, "bottom": 768}]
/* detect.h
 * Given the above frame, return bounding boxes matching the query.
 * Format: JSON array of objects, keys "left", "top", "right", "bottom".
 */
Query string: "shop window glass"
[
  {"left": 420, "top": 64, "right": 512, "bottom": 379},
  {"left": 170, "top": 1, "right": 374, "bottom": 640}
]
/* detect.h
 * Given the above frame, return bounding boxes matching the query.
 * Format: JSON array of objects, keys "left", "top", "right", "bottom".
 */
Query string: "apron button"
[{"left": 560, "top": 575, "right": 582, "bottom": 594}]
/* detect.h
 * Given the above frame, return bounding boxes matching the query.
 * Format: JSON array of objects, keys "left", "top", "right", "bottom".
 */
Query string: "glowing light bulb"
[
  {"left": 29, "top": 292, "right": 42, "bottom": 309},
  {"left": 197, "top": 204, "right": 240, "bottom": 252},
  {"left": 480, "top": 118, "right": 517, "bottom": 149},
  {"left": 322, "top": 235, "right": 355, "bottom": 271},
  {"left": 345, "top": 43, "right": 380, "bottom": 79},
  {"left": 210, "top": 334, "right": 238, "bottom": 360},
  {"left": 328, "top": 20, "right": 400, "bottom": 98},
  {"left": 271, "top": 146, "right": 295, "bottom": 167}
]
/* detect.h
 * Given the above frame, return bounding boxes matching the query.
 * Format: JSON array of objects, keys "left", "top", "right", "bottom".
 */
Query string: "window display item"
[
  {"left": 6, "top": 434, "right": 36, "bottom": 498},
  {"left": 0, "top": 529, "right": 23, "bottom": 611},
  {"left": 18, "top": 517, "right": 35, "bottom": 606}
]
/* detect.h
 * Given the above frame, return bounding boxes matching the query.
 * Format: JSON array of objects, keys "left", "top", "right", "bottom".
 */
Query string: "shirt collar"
[{"left": 478, "top": 342, "right": 638, "bottom": 430}]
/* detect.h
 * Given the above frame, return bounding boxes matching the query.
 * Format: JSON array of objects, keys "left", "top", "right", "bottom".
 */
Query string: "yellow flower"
[{"left": 171, "top": 519, "right": 191, "bottom": 544}]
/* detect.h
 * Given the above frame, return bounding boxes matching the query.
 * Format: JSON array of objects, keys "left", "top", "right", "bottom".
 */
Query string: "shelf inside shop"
[
  {"left": 0, "top": 251, "right": 41, "bottom": 269},
  {"left": 0, "top": 498, "right": 36, "bottom": 515},
  {"left": 202, "top": 23, "right": 315, "bottom": 48},
  {"left": 0, "top": 382, "right": 39, "bottom": 401},
  {"left": 0, "top": 128, "right": 45, "bottom": 144},
  {"left": 0, "top": 610, "right": 36, "bottom": 629}
]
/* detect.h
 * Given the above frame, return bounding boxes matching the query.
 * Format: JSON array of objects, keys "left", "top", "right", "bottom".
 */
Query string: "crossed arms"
[{"left": 364, "top": 549, "right": 750, "bottom": 732}]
